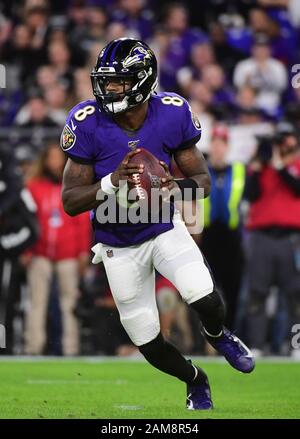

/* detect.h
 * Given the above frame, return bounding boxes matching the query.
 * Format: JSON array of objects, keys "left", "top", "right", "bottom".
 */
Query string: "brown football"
[{"left": 127, "top": 148, "right": 168, "bottom": 207}]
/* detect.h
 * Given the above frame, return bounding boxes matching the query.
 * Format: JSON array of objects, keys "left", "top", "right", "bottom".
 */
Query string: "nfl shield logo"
[
  {"left": 128, "top": 140, "right": 140, "bottom": 150},
  {"left": 106, "top": 249, "right": 114, "bottom": 258}
]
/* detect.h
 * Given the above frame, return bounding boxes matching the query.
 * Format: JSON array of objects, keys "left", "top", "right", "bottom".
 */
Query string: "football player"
[{"left": 61, "top": 38, "right": 254, "bottom": 410}]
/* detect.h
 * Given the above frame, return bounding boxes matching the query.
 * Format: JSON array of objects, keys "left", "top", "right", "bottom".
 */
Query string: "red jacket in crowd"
[
  {"left": 27, "top": 177, "right": 91, "bottom": 260},
  {"left": 247, "top": 158, "right": 300, "bottom": 230}
]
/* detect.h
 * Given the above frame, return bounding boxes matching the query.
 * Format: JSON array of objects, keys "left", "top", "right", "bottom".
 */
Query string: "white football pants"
[{"left": 92, "top": 212, "right": 213, "bottom": 346}]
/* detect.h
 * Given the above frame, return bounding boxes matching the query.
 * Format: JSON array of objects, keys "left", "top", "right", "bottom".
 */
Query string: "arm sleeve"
[{"left": 278, "top": 168, "right": 300, "bottom": 196}]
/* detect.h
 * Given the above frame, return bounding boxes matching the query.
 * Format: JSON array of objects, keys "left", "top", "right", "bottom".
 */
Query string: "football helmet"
[{"left": 91, "top": 38, "right": 158, "bottom": 114}]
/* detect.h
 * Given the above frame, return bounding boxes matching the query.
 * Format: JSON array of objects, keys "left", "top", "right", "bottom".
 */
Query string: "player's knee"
[
  {"left": 120, "top": 308, "right": 160, "bottom": 346},
  {"left": 174, "top": 262, "right": 214, "bottom": 304},
  {"left": 116, "top": 291, "right": 138, "bottom": 305}
]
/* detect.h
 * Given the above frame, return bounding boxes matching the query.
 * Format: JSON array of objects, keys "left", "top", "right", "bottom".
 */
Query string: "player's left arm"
[{"left": 160, "top": 146, "right": 211, "bottom": 199}]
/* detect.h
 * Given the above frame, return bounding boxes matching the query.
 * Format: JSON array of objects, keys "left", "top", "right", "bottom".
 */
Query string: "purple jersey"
[{"left": 61, "top": 92, "right": 201, "bottom": 247}]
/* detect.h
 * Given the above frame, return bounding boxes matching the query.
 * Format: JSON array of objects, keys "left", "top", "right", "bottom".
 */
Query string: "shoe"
[
  {"left": 207, "top": 327, "right": 255, "bottom": 373},
  {"left": 186, "top": 376, "right": 213, "bottom": 410}
]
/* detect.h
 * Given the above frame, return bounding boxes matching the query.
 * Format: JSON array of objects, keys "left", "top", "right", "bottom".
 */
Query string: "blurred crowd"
[{"left": 1, "top": 0, "right": 300, "bottom": 357}]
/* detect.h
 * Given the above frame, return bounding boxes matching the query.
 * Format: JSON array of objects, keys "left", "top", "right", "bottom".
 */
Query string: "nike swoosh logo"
[
  {"left": 70, "top": 119, "right": 77, "bottom": 131},
  {"left": 232, "top": 334, "right": 254, "bottom": 358}
]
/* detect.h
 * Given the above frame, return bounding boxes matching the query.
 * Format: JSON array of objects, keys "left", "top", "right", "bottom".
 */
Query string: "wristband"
[
  {"left": 174, "top": 178, "right": 199, "bottom": 200},
  {"left": 101, "top": 173, "right": 118, "bottom": 194}
]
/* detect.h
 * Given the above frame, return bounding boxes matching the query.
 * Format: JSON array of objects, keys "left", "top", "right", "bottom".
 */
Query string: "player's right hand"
[{"left": 111, "top": 149, "right": 144, "bottom": 187}]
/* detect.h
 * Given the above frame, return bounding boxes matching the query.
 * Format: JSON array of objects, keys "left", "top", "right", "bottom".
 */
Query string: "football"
[{"left": 127, "top": 148, "right": 168, "bottom": 207}]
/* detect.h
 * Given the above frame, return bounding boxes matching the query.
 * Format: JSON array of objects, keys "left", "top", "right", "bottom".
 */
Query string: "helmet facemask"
[{"left": 91, "top": 67, "right": 155, "bottom": 114}]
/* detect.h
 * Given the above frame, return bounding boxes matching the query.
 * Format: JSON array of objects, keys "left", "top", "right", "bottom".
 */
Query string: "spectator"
[
  {"left": 13, "top": 94, "right": 60, "bottom": 151},
  {"left": 249, "top": 7, "right": 297, "bottom": 66},
  {"left": 159, "top": 2, "right": 208, "bottom": 90},
  {"left": 73, "top": 68, "right": 93, "bottom": 103},
  {"left": 177, "top": 41, "right": 215, "bottom": 96},
  {"left": 235, "top": 85, "right": 258, "bottom": 111},
  {"left": 244, "top": 124, "right": 300, "bottom": 356},
  {"left": 36, "top": 65, "right": 59, "bottom": 92},
  {"left": 233, "top": 34, "right": 287, "bottom": 115},
  {"left": 0, "top": 147, "right": 38, "bottom": 354},
  {"left": 81, "top": 6, "right": 108, "bottom": 50},
  {"left": 66, "top": 5, "right": 107, "bottom": 61},
  {"left": 15, "top": 144, "right": 37, "bottom": 183},
  {"left": 189, "top": 81, "right": 213, "bottom": 114},
  {"left": 201, "top": 124, "right": 246, "bottom": 329},
  {"left": 2, "top": 24, "right": 45, "bottom": 89},
  {"left": 67, "top": 0, "right": 88, "bottom": 31},
  {"left": 24, "top": 142, "right": 91, "bottom": 355},
  {"left": 106, "top": 21, "right": 128, "bottom": 41},
  {"left": 43, "top": 84, "right": 69, "bottom": 125},
  {"left": 15, "top": 93, "right": 57, "bottom": 127},
  {"left": 209, "top": 21, "right": 245, "bottom": 79},
  {"left": 47, "top": 41, "right": 73, "bottom": 91},
  {"left": 201, "top": 63, "right": 235, "bottom": 108},
  {"left": 226, "top": 6, "right": 298, "bottom": 66},
  {"left": 148, "top": 26, "right": 171, "bottom": 91},
  {"left": 112, "top": 0, "right": 154, "bottom": 40},
  {"left": 24, "top": 4, "right": 49, "bottom": 52}
]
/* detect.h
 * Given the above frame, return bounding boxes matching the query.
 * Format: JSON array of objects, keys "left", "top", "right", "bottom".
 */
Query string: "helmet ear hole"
[{"left": 137, "top": 71, "right": 146, "bottom": 79}]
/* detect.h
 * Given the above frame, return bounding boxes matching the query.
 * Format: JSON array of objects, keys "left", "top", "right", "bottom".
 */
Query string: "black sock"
[
  {"left": 138, "top": 332, "right": 207, "bottom": 385},
  {"left": 190, "top": 290, "right": 226, "bottom": 336}
]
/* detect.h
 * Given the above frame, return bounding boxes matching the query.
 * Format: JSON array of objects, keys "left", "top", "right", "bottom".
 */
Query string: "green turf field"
[{"left": 0, "top": 359, "right": 299, "bottom": 419}]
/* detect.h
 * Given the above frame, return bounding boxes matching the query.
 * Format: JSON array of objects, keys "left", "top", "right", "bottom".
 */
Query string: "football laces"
[{"left": 131, "top": 173, "right": 146, "bottom": 200}]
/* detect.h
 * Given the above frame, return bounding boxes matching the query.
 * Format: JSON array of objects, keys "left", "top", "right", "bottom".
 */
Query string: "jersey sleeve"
[
  {"left": 177, "top": 98, "right": 202, "bottom": 150},
  {"left": 160, "top": 93, "right": 202, "bottom": 153},
  {"left": 60, "top": 102, "right": 96, "bottom": 164}
]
